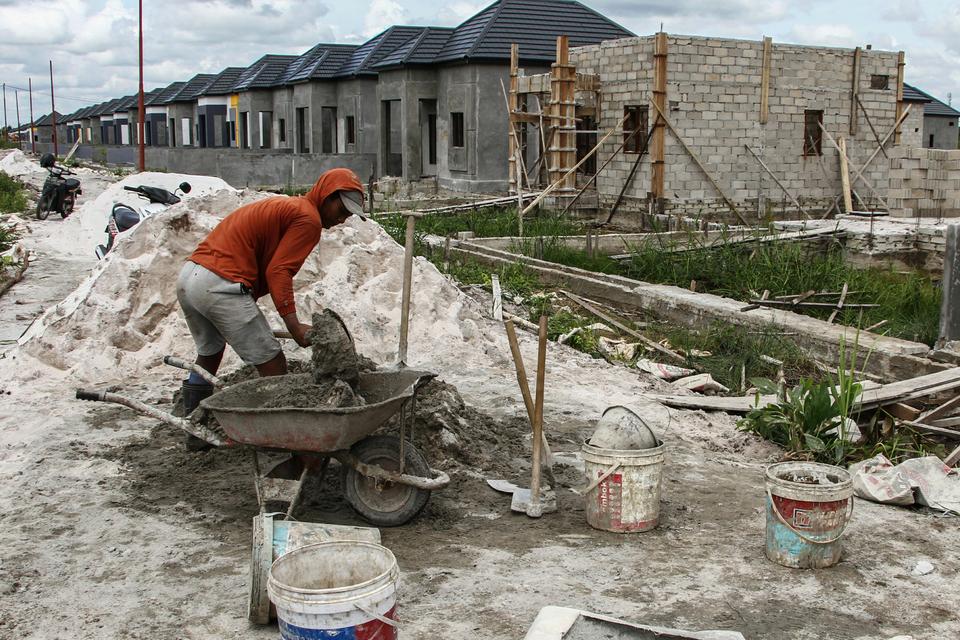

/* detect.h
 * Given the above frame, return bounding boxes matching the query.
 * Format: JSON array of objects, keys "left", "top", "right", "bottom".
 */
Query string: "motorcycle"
[
  {"left": 95, "top": 181, "right": 192, "bottom": 260},
  {"left": 36, "top": 153, "right": 82, "bottom": 220}
]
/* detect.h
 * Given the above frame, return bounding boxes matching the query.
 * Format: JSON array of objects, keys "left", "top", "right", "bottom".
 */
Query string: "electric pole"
[
  {"left": 50, "top": 61, "right": 58, "bottom": 157},
  {"left": 137, "top": 0, "right": 145, "bottom": 171},
  {"left": 28, "top": 78, "right": 35, "bottom": 154}
]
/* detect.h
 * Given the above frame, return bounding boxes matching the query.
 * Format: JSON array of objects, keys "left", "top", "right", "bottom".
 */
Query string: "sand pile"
[{"left": 0, "top": 150, "right": 39, "bottom": 177}]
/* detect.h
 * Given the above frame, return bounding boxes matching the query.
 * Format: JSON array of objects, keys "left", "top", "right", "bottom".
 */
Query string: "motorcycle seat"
[{"left": 64, "top": 178, "right": 81, "bottom": 189}]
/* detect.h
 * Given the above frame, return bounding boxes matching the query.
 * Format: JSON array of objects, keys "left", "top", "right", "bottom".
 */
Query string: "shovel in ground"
[{"left": 487, "top": 316, "right": 556, "bottom": 517}]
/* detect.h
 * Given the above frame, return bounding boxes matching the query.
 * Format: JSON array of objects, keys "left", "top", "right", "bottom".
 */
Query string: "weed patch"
[{"left": 0, "top": 171, "right": 28, "bottom": 213}]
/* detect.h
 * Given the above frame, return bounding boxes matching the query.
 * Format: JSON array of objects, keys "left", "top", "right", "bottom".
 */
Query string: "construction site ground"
[{"left": 0, "top": 153, "right": 957, "bottom": 639}]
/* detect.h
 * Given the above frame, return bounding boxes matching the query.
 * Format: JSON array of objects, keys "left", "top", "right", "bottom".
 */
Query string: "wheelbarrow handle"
[
  {"left": 162, "top": 356, "right": 224, "bottom": 388},
  {"left": 75, "top": 388, "right": 228, "bottom": 447}
]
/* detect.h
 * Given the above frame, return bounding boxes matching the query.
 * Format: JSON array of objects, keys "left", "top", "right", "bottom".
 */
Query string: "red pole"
[
  {"left": 15, "top": 89, "right": 21, "bottom": 150},
  {"left": 28, "top": 78, "right": 35, "bottom": 154},
  {"left": 49, "top": 60, "right": 58, "bottom": 157},
  {"left": 137, "top": 0, "right": 145, "bottom": 171}
]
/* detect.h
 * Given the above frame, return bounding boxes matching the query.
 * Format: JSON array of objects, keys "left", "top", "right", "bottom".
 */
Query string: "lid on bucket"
[{"left": 589, "top": 406, "right": 658, "bottom": 450}]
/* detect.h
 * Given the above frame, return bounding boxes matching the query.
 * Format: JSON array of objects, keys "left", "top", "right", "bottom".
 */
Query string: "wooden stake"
[
  {"left": 895, "top": 51, "right": 905, "bottom": 145},
  {"left": 529, "top": 315, "right": 548, "bottom": 517},
  {"left": 759, "top": 36, "right": 772, "bottom": 125},
  {"left": 651, "top": 32, "right": 668, "bottom": 200},
  {"left": 849, "top": 47, "right": 861, "bottom": 136},
  {"left": 856, "top": 95, "right": 888, "bottom": 159},
  {"left": 838, "top": 136, "right": 854, "bottom": 213}
]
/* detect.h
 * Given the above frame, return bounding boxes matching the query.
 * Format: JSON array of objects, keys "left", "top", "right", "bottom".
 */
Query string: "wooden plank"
[
  {"left": 945, "top": 444, "right": 960, "bottom": 467},
  {"left": 747, "top": 299, "right": 878, "bottom": 310},
  {"left": 901, "top": 420, "right": 960, "bottom": 440},
  {"left": 856, "top": 95, "right": 888, "bottom": 159},
  {"left": 838, "top": 137, "right": 854, "bottom": 213},
  {"left": 827, "top": 282, "right": 848, "bottom": 324},
  {"left": 820, "top": 123, "right": 891, "bottom": 213},
  {"left": 649, "top": 98, "right": 747, "bottom": 225},
  {"left": 917, "top": 392, "right": 960, "bottom": 424},
  {"left": 651, "top": 31, "right": 668, "bottom": 200},
  {"left": 744, "top": 144, "right": 811, "bottom": 219},
  {"left": 895, "top": 51, "right": 905, "bottom": 145},
  {"left": 759, "top": 36, "right": 772, "bottom": 124},
  {"left": 850, "top": 47, "right": 861, "bottom": 136},
  {"left": 560, "top": 289, "right": 686, "bottom": 362},
  {"left": 610, "top": 226, "right": 845, "bottom": 261},
  {"left": 886, "top": 402, "right": 922, "bottom": 421},
  {"left": 741, "top": 289, "right": 770, "bottom": 312}
]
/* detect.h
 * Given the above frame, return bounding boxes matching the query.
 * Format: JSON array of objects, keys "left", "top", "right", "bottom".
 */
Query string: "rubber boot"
[{"left": 182, "top": 381, "right": 214, "bottom": 452}]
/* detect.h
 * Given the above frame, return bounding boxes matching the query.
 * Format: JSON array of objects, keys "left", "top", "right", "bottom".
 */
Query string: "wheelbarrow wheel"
[{"left": 342, "top": 435, "right": 431, "bottom": 527}]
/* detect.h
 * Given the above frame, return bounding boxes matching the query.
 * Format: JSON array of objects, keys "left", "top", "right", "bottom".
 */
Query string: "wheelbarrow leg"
[
  {"left": 251, "top": 450, "right": 266, "bottom": 515},
  {"left": 285, "top": 458, "right": 329, "bottom": 520}
]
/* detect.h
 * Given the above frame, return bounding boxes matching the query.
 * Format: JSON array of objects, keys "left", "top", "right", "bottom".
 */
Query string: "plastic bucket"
[
  {"left": 248, "top": 513, "right": 382, "bottom": 625},
  {"left": 268, "top": 541, "right": 399, "bottom": 639},
  {"left": 581, "top": 438, "right": 666, "bottom": 533},
  {"left": 765, "top": 461, "right": 854, "bottom": 569}
]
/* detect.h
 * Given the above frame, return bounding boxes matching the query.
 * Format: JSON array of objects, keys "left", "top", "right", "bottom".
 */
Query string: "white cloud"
[{"left": 365, "top": 0, "right": 408, "bottom": 37}]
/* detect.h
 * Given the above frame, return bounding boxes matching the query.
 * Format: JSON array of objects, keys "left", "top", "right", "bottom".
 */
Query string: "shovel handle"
[{"left": 162, "top": 356, "right": 223, "bottom": 388}]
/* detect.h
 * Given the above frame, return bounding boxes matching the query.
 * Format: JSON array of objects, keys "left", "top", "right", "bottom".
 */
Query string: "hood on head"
[{"left": 305, "top": 168, "right": 365, "bottom": 211}]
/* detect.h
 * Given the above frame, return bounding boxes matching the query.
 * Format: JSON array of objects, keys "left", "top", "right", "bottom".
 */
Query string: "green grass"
[
  {"left": 0, "top": 224, "right": 17, "bottom": 253},
  {"left": 0, "top": 171, "right": 28, "bottom": 214},
  {"left": 513, "top": 236, "right": 940, "bottom": 346},
  {"left": 380, "top": 207, "right": 584, "bottom": 240}
]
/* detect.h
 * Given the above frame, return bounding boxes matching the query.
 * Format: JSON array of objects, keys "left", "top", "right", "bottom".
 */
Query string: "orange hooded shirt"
[{"left": 189, "top": 168, "right": 364, "bottom": 317}]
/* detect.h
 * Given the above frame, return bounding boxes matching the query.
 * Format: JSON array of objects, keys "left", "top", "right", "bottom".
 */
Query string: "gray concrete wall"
[
  {"left": 337, "top": 78, "right": 380, "bottom": 171},
  {"left": 923, "top": 114, "right": 960, "bottom": 150},
  {"left": 377, "top": 68, "right": 440, "bottom": 182},
  {"left": 166, "top": 103, "right": 196, "bottom": 147},
  {"left": 31, "top": 142, "right": 375, "bottom": 190},
  {"left": 571, "top": 35, "right": 911, "bottom": 221},
  {"left": 272, "top": 86, "right": 295, "bottom": 150},
  {"left": 237, "top": 89, "right": 273, "bottom": 150}
]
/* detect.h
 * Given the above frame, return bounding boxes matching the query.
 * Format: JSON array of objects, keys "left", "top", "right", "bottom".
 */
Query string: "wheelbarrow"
[{"left": 76, "top": 356, "right": 449, "bottom": 527}]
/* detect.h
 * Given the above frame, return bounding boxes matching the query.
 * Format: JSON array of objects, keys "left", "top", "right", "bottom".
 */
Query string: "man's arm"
[{"left": 265, "top": 211, "right": 322, "bottom": 348}]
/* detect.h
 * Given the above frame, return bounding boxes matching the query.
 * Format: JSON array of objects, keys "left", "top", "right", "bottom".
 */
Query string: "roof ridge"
[
  {"left": 401, "top": 28, "right": 433, "bottom": 65},
  {"left": 466, "top": 0, "right": 506, "bottom": 59}
]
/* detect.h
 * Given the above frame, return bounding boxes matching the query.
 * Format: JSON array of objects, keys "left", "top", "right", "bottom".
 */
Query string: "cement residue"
[{"left": 262, "top": 378, "right": 361, "bottom": 409}]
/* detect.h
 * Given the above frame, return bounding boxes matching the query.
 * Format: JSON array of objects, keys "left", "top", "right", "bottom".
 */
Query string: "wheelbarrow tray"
[{"left": 201, "top": 369, "right": 435, "bottom": 452}]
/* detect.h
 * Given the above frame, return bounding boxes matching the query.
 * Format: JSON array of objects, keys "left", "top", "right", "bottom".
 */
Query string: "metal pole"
[
  {"left": 939, "top": 224, "right": 960, "bottom": 348},
  {"left": 28, "top": 78, "right": 35, "bottom": 154},
  {"left": 15, "top": 89, "right": 21, "bottom": 150},
  {"left": 397, "top": 214, "right": 416, "bottom": 364},
  {"left": 2, "top": 83, "right": 7, "bottom": 143},
  {"left": 49, "top": 61, "right": 58, "bottom": 157},
  {"left": 137, "top": 0, "right": 145, "bottom": 171}
]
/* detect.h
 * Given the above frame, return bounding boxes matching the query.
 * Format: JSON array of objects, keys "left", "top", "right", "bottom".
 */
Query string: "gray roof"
[
  {"left": 146, "top": 82, "right": 187, "bottom": 106},
  {"left": 434, "top": 0, "right": 634, "bottom": 64},
  {"left": 112, "top": 95, "right": 138, "bottom": 112},
  {"left": 167, "top": 74, "right": 218, "bottom": 103},
  {"left": 336, "top": 26, "right": 429, "bottom": 77},
  {"left": 92, "top": 99, "right": 123, "bottom": 117},
  {"left": 198, "top": 67, "right": 245, "bottom": 96},
  {"left": 34, "top": 112, "right": 64, "bottom": 127},
  {"left": 373, "top": 27, "right": 455, "bottom": 69},
  {"left": 233, "top": 55, "right": 299, "bottom": 91},
  {"left": 282, "top": 44, "right": 359, "bottom": 83},
  {"left": 903, "top": 83, "right": 960, "bottom": 118}
]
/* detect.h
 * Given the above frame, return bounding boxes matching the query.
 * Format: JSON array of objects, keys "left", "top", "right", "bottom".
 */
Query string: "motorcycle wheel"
[
  {"left": 61, "top": 195, "right": 75, "bottom": 219},
  {"left": 36, "top": 194, "right": 51, "bottom": 220}
]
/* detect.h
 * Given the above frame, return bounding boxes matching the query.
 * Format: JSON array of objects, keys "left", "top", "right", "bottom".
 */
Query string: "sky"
[{"left": 0, "top": 0, "right": 958, "bottom": 124}]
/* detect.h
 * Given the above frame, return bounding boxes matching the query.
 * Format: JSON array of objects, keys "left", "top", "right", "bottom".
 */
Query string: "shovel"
[{"left": 488, "top": 316, "right": 556, "bottom": 516}]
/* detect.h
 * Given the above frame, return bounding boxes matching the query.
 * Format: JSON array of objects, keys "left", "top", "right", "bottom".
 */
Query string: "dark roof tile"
[
  {"left": 903, "top": 83, "right": 960, "bottom": 117},
  {"left": 335, "top": 26, "right": 429, "bottom": 77},
  {"left": 233, "top": 54, "right": 299, "bottom": 91},
  {"left": 167, "top": 73, "right": 218, "bottom": 102},
  {"left": 373, "top": 27, "right": 455, "bottom": 69},
  {"left": 435, "top": 0, "right": 634, "bottom": 64},
  {"left": 146, "top": 82, "right": 187, "bottom": 106},
  {"left": 199, "top": 67, "right": 245, "bottom": 96},
  {"left": 283, "top": 43, "right": 359, "bottom": 83}
]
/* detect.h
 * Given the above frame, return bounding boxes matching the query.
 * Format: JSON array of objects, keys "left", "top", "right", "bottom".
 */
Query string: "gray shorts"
[{"left": 176, "top": 262, "right": 282, "bottom": 366}]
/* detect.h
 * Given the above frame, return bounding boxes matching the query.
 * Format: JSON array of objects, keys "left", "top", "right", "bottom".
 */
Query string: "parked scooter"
[
  {"left": 95, "top": 181, "right": 192, "bottom": 260},
  {"left": 36, "top": 153, "right": 82, "bottom": 220}
]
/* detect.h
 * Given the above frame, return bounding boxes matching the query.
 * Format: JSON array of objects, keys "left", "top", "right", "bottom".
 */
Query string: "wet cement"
[{"left": 309, "top": 310, "right": 359, "bottom": 384}]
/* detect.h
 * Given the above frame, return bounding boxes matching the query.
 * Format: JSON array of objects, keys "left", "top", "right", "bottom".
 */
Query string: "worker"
[{"left": 175, "top": 168, "right": 366, "bottom": 449}]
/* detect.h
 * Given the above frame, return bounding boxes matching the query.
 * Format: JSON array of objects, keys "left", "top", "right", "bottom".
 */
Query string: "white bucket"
[
  {"left": 581, "top": 438, "right": 666, "bottom": 532},
  {"left": 267, "top": 541, "right": 400, "bottom": 639}
]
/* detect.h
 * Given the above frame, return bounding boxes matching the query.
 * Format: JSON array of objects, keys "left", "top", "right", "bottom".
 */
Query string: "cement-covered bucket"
[
  {"left": 765, "top": 461, "right": 854, "bottom": 569},
  {"left": 248, "top": 513, "right": 382, "bottom": 624},
  {"left": 581, "top": 438, "right": 665, "bottom": 532},
  {"left": 268, "top": 541, "right": 399, "bottom": 639}
]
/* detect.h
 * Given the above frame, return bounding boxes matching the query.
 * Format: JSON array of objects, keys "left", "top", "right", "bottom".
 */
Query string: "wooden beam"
[
  {"left": 649, "top": 98, "right": 748, "bottom": 225},
  {"left": 838, "top": 136, "right": 854, "bottom": 213},
  {"left": 850, "top": 47, "right": 861, "bottom": 135},
  {"left": 820, "top": 121, "right": 891, "bottom": 213},
  {"left": 917, "top": 392, "right": 960, "bottom": 424},
  {"left": 759, "top": 36, "right": 772, "bottom": 124},
  {"left": 509, "top": 44, "right": 519, "bottom": 196},
  {"left": 895, "top": 51, "right": 905, "bottom": 145},
  {"left": 651, "top": 31, "right": 668, "bottom": 200},
  {"left": 743, "top": 144, "right": 811, "bottom": 219}
]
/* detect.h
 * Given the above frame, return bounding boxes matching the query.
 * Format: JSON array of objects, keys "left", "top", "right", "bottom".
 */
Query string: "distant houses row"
[{"left": 21, "top": 0, "right": 635, "bottom": 192}]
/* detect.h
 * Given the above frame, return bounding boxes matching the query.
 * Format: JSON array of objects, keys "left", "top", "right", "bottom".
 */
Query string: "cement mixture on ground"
[{"left": 0, "top": 156, "right": 957, "bottom": 639}]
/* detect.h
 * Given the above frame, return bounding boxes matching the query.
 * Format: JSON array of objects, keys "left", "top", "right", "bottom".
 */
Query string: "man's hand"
[{"left": 282, "top": 313, "right": 313, "bottom": 348}]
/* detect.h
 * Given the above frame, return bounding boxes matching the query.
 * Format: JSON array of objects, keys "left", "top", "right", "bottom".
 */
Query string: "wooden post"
[
  {"left": 939, "top": 224, "right": 960, "bottom": 347},
  {"left": 397, "top": 214, "right": 416, "bottom": 365},
  {"left": 509, "top": 44, "right": 519, "bottom": 196},
  {"left": 651, "top": 32, "right": 668, "bottom": 200},
  {"left": 838, "top": 136, "right": 853, "bottom": 213},
  {"left": 895, "top": 51, "right": 905, "bottom": 145},
  {"left": 549, "top": 36, "right": 577, "bottom": 200},
  {"left": 760, "top": 37, "right": 772, "bottom": 124},
  {"left": 850, "top": 47, "right": 861, "bottom": 136}
]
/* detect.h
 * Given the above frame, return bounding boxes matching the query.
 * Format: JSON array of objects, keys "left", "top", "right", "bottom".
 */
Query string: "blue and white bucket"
[{"left": 267, "top": 541, "right": 400, "bottom": 640}]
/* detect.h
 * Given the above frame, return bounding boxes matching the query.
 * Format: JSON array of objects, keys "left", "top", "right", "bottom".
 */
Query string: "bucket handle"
[
  {"left": 767, "top": 488, "right": 854, "bottom": 545},
  {"left": 571, "top": 462, "right": 621, "bottom": 496},
  {"left": 356, "top": 604, "right": 400, "bottom": 629}
]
